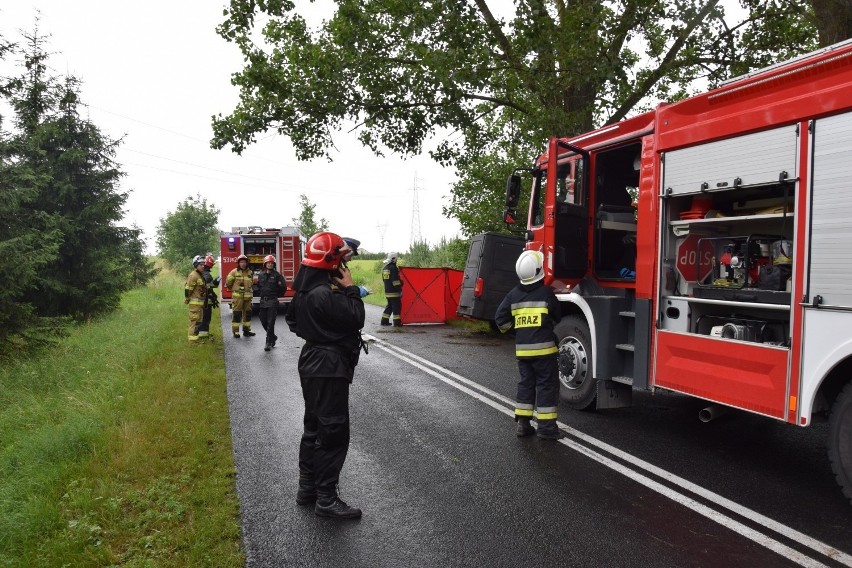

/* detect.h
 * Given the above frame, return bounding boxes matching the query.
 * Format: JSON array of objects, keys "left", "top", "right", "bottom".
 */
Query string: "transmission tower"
[
  {"left": 409, "top": 173, "right": 423, "bottom": 246},
  {"left": 376, "top": 221, "right": 388, "bottom": 253}
]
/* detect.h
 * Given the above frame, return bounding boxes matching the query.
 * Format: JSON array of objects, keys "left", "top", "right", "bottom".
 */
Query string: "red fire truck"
[
  {"left": 503, "top": 40, "right": 852, "bottom": 503},
  {"left": 219, "top": 226, "right": 304, "bottom": 306}
]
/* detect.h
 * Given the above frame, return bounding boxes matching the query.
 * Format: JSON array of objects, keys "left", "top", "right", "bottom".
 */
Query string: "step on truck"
[
  {"left": 220, "top": 226, "right": 304, "bottom": 306},
  {"left": 502, "top": 39, "right": 852, "bottom": 504}
]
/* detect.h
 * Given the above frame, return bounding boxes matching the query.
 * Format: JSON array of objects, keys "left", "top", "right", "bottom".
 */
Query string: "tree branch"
[{"left": 606, "top": 0, "right": 721, "bottom": 124}]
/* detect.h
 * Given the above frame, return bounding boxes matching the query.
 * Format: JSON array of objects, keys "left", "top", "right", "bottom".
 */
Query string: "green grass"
[
  {"left": 0, "top": 269, "right": 243, "bottom": 567},
  {"left": 348, "top": 258, "right": 387, "bottom": 307}
]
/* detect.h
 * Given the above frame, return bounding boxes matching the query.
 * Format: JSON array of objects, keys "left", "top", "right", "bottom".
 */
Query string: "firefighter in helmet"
[
  {"left": 185, "top": 255, "right": 209, "bottom": 343},
  {"left": 197, "top": 254, "right": 221, "bottom": 339},
  {"left": 225, "top": 254, "right": 256, "bottom": 338},
  {"left": 494, "top": 250, "right": 563, "bottom": 440},
  {"left": 380, "top": 251, "right": 403, "bottom": 326},
  {"left": 256, "top": 254, "right": 287, "bottom": 351},
  {"left": 285, "top": 231, "right": 366, "bottom": 519}
]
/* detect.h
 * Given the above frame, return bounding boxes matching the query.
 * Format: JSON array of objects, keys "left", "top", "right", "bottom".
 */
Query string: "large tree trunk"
[{"left": 812, "top": 0, "right": 852, "bottom": 46}]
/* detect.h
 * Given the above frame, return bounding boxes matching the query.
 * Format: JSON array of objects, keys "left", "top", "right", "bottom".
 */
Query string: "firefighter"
[
  {"left": 197, "top": 254, "right": 221, "bottom": 339},
  {"left": 185, "top": 255, "right": 209, "bottom": 343},
  {"left": 257, "top": 254, "right": 287, "bottom": 351},
  {"left": 225, "top": 254, "right": 256, "bottom": 338},
  {"left": 494, "top": 250, "right": 563, "bottom": 440},
  {"left": 285, "top": 231, "right": 366, "bottom": 519},
  {"left": 380, "top": 251, "right": 403, "bottom": 327}
]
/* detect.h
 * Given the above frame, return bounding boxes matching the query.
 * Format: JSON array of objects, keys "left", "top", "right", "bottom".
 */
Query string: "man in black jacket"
[
  {"left": 257, "top": 254, "right": 287, "bottom": 351},
  {"left": 495, "top": 250, "right": 563, "bottom": 440},
  {"left": 285, "top": 232, "right": 365, "bottom": 519}
]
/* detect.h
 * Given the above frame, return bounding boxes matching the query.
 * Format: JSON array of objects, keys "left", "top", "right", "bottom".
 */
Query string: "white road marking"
[{"left": 365, "top": 334, "right": 852, "bottom": 568}]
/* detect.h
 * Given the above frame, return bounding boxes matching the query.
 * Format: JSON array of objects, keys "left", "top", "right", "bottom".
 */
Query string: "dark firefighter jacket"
[
  {"left": 494, "top": 280, "right": 562, "bottom": 358},
  {"left": 256, "top": 269, "right": 287, "bottom": 308},
  {"left": 202, "top": 267, "right": 219, "bottom": 308},
  {"left": 382, "top": 261, "right": 402, "bottom": 298},
  {"left": 285, "top": 266, "right": 365, "bottom": 382}
]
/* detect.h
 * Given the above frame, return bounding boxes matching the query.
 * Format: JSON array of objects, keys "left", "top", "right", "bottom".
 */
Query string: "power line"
[{"left": 410, "top": 172, "right": 422, "bottom": 246}]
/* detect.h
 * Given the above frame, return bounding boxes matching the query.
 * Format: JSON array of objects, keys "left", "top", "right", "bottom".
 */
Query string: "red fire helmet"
[{"left": 302, "top": 232, "right": 345, "bottom": 270}]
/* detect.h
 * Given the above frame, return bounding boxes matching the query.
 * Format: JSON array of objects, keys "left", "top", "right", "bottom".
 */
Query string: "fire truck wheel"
[
  {"left": 555, "top": 316, "right": 597, "bottom": 410},
  {"left": 828, "top": 381, "right": 852, "bottom": 505}
]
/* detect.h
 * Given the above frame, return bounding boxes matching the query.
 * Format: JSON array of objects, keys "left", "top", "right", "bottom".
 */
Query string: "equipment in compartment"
[
  {"left": 694, "top": 314, "right": 788, "bottom": 345},
  {"left": 696, "top": 234, "right": 781, "bottom": 290}
]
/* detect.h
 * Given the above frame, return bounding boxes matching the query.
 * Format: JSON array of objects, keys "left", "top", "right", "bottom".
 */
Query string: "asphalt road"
[{"left": 221, "top": 303, "right": 852, "bottom": 568}]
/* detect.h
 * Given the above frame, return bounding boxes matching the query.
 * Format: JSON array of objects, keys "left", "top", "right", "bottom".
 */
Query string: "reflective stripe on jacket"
[
  {"left": 185, "top": 269, "right": 207, "bottom": 306},
  {"left": 494, "top": 281, "right": 562, "bottom": 359},
  {"left": 226, "top": 267, "right": 254, "bottom": 299},
  {"left": 382, "top": 261, "right": 402, "bottom": 297}
]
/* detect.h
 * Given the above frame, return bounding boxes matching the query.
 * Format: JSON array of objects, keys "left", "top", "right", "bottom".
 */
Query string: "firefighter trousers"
[
  {"left": 298, "top": 376, "right": 350, "bottom": 499},
  {"left": 231, "top": 297, "right": 253, "bottom": 333},
  {"left": 381, "top": 297, "right": 402, "bottom": 326},
  {"left": 515, "top": 356, "right": 559, "bottom": 432},
  {"left": 188, "top": 305, "right": 203, "bottom": 341}
]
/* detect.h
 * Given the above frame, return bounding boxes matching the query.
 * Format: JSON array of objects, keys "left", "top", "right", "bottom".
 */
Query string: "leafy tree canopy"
[
  {"left": 156, "top": 194, "right": 221, "bottom": 271},
  {"left": 291, "top": 193, "right": 328, "bottom": 238},
  {"left": 212, "top": 0, "right": 818, "bottom": 235}
]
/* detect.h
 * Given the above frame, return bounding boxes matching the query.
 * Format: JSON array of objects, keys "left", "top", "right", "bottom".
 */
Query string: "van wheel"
[
  {"left": 828, "top": 382, "right": 852, "bottom": 505},
  {"left": 556, "top": 316, "right": 596, "bottom": 410}
]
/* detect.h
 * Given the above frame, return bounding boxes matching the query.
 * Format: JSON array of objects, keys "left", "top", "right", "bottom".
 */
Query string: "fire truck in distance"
[
  {"left": 219, "top": 226, "right": 304, "bottom": 306},
  {"left": 502, "top": 39, "right": 852, "bottom": 504}
]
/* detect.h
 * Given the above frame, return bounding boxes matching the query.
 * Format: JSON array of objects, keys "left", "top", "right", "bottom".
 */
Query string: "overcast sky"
[{"left": 1, "top": 0, "right": 469, "bottom": 254}]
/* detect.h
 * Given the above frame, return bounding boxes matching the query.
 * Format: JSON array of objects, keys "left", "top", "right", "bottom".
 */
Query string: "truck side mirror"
[
  {"left": 506, "top": 174, "right": 521, "bottom": 208},
  {"left": 503, "top": 209, "right": 517, "bottom": 225}
]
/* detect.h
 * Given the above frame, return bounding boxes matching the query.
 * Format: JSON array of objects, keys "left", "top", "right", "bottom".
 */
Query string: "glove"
[
  {"left": 184, "top": 299, "right": 189, "bottom": 305},
  {"left": 213, "top": 276, "right": 221, "bottom": 286},
  {"left": 209, "top": 292, "right": 220, "bottom": 309}
]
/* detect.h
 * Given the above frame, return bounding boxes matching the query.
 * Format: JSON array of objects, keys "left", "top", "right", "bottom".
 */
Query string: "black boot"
[
  {"left": 315, "top": 497, "right": 362, "bottom": 519},
  {"left": 516, "top": 418, "right": 535, "bottom": 437},
  {"left": 264, "top": 343, "right": 272, "bottom": 352},
  {"left": 243, "top": 330, "right": 256, "bottom": 337},
  {"left": 296, "top": 487, "right": 317, "bottom": 506},
  {"left": 536, "top": 421, "right": 560, "bottom": 440}
]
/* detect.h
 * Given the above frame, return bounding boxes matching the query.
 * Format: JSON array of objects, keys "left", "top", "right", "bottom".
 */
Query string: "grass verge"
[{"left": 0, "top": 269, "right": 243, "bottom": 567}]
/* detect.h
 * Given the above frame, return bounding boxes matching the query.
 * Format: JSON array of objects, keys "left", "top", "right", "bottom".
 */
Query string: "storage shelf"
[{"left": 670, "top": 212, "right": 794, "bottom": 227}]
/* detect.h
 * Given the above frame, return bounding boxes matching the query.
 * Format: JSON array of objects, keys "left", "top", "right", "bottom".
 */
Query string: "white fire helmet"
[
  {"left": 384, "top": 251, "right": 398, "bottom": 263},
  {"left": 515, "top": 250, "right": 545, "bottom": 285}
]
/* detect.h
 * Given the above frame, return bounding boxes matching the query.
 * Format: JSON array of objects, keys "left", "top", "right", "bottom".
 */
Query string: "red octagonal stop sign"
[{"left": 676, "top": 235, "right": 714, "bottom": 283}]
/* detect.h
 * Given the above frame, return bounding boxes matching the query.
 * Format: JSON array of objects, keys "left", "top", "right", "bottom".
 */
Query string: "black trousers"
[
  {"left": 299, "top": 376, "right": 351, "bottom": 499},
  {"left": 197, "top": 306, "right": 212, "bottom": 334},
  {"left": 258, "top": 305, "right": 278, "bottom": 345},
  {"left": 381, "top": 297, "right": 402, "bottom": 325}
]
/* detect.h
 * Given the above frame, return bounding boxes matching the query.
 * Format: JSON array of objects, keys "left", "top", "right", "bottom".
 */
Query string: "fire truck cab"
[
  {"left": 505, "top": 39, "right": 852, "bottom": 503},
  {"left": 219, "top": 226, "right": 304, "bottom": 306}
]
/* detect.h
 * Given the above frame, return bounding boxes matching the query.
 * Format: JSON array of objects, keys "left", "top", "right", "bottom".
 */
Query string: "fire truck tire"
[
  {"left": 828, "top": 381, "right": 852, "bottom": 505},
  {"left": 555, "top": 316, "right": 597, "bottom": 410}
]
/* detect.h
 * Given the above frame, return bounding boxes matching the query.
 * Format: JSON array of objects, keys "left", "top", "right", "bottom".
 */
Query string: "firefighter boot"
[
  {"left": 264, "top": 343, "right": 272, "bottom": 352},
  {"left": 315, "top": 496, "right": 362, "bottom": 519},
  {"left": 233, "top": 332, "right": 240, "bottom": 338},
  {"left": 243, "top": 329, "right": 256, "bottom": 337},
  {"left": 536, "top": 420, "right": 560, "bottom": 441},
  {"left": 516, "top": 418, "right": 535, "bottom": 437}
]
